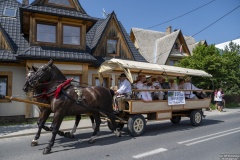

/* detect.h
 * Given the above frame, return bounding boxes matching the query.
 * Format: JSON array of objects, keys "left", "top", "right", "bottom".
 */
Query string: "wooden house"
[{"left": 0, "top": 0, "right": 146, "bottom": 119}]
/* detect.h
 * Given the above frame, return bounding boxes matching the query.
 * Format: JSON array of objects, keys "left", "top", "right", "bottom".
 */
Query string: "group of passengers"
[{"left": 114, "top": 73, "right": 202, "bottom": 111}]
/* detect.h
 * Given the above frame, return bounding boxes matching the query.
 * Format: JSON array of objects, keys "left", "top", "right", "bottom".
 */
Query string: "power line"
[
  {"left": 145, "top": 0, "right": 216, "bottom": 30},
  {"left": 190, "top": 4, "right": 240, "bottom": 38},
  {"left": 147, "top": 3, "right": 240, "bottom": 63}
]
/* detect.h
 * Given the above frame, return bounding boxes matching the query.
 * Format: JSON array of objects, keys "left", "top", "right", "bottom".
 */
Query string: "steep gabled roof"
[
  {"left": 20, "top": 0, "right": 96, "bottom": 22},
  {"left": 90, "top": 15, "right": 111, "bottom": 50},
  {"left": 155, "top": 30, "right": 180, "bottom": 64},
  {"left": 87, "top": 12, "right": 147, "bottom": 63},
  {"left": 31, "top": 0, "right": 87, "bottom": 13},
  {"left": 118, "top": 23, "right": 146, "bottom": 62},
  {"left": 131, "top": 28, "right": 166, "bottom": 60}
]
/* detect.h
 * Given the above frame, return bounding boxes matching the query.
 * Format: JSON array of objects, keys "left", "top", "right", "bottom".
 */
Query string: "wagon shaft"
[{"left": 0, "top": 94, "right": 50, "bottom": 108}]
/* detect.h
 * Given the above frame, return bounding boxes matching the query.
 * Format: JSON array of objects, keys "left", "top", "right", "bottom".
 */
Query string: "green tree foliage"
[{"left": 177, "top": 42, "right": 240, "bottom": 95}]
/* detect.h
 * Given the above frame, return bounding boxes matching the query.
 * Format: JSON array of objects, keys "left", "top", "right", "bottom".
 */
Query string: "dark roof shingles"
[
  {"left": 21, "top": 5, "right": 96, "bottom": 21},
  {"left": 18, "top": 46, "right": 96, "bottom": 62}
]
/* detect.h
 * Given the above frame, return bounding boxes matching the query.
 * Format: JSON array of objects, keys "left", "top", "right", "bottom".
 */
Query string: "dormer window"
[
  {"left": 174, "top": 42, "right": 179, "bottom": 49},
  {"left": 63, "top": 25, "right": 81, "bottom": 45},
  {"left": 36, "top": 23, "right": 56, "bottom": 43},
  {"left": 107, "top": 39, "right": 118, "bottom": 54},
  {"left": 3, "top": 7, "right": 17, "bottom": 17}
]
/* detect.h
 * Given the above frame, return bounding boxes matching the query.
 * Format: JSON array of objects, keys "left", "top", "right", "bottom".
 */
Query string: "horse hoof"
[
  {"left": 88, "top": 139, "right": 95, "bottom": 144},
  {"left": 64, "top": 132, "right": 74, "bottom": 138},
  {"left": 114, "top": 131, "right": 122, "bottom": 137},
  {"left": 43, "top": 148, "right": 51, "bottom": 155},
  {"left": 31, "top": 140, "right": 38, "bottom": 146}
]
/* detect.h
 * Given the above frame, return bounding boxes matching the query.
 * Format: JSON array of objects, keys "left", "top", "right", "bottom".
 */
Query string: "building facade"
[{"left": 0, "top": 0, "right": 146, "bottom": 118}]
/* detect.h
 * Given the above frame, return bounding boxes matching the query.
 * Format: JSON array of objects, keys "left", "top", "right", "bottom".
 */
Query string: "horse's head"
[{"left": 23, "top": 60, "right": 53, "bottom": 93}]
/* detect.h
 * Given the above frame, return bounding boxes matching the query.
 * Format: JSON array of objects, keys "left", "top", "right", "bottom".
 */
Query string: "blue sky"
[{"left": 21, "top": 0, "right": 240, "bottom": 45}]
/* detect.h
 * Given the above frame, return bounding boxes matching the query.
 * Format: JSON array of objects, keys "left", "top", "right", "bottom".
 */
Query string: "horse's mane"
[{"left": 50, "top": 64, "right": 67, "bottom": 82}]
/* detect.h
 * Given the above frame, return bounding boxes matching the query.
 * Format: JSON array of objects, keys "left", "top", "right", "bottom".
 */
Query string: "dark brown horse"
[
  {"left": 23, "top": 60, "right": 120, "bottom": 154},
  {"left": 24, "top": 67, "right": 95, "bottom": 147}
]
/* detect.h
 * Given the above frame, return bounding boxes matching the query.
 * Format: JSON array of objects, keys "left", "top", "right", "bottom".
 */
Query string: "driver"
[{"left": 114, "top": 73, "right": 132, "bottom": 112}]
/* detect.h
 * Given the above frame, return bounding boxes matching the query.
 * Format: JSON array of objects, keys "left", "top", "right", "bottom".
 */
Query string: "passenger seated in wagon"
[
  {"left": 136, "top": 75, "right": 154, "bottom": 101},
  {"left": 152, "top": 76, "right": 165, "bottom": 100},
  {"left": 182, "top": 76, "right": 202, "bottom": 99}
]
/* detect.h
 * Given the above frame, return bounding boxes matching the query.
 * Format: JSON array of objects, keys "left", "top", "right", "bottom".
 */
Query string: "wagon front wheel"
[
  {"left": 127, "top": 114, "right": 146, "bottom": 137},
  {"left": 190, "top": 110, "right": 202, "bottom": 126}
]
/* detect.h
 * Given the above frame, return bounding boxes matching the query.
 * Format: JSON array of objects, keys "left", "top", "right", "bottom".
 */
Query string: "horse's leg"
[
  {"left": 107, "top": 113, "right": 121, "bottom": 137},
  {"left": 88, "top": 113, "right": 101, "bottom": 144},
  {"left": 64, "top": 115, "right": 81, "bottom": 138},
  {"left": 43, "top": 111, "right": 65, "bottom": 155},
  {"left": 31, "top": 108, "right": 51, "bottom": 146},
  {"left": 90, "top": 115, "right": 96, "bottom": 130}
]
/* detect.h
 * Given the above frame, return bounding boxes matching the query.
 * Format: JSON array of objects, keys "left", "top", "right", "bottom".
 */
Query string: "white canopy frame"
[{"left": 98, "top": 58, "right": 212, "bottom": 84}]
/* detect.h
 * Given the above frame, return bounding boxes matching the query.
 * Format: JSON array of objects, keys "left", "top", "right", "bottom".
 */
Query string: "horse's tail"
[{"left": 109, "top": 89, "right": 115, "bottom": 98}]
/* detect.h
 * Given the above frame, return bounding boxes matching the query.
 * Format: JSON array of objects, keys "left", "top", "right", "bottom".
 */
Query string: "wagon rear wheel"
[
  {"left": 170, "top": 116, "right": 181, "bottom": 124},
  {"left": 127, "top": 114, "right": 146, "bottom": 137},
  {"left": 190, "top": 110, "right": 202, "bottom": 126}
]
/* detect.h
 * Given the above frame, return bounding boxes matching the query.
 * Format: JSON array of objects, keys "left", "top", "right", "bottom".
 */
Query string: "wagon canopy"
[{"left": 98, "top": 58, "right": 212, "bottom": 83}]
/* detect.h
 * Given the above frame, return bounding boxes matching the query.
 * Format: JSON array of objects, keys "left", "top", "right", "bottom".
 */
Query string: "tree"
[{"left": 177, "top": 42, "right": 240, "bottom": 95}]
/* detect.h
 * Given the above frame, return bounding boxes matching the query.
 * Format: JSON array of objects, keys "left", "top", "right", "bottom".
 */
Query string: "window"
[
  {"left": 107, "top": 39, "right": 117, "bottom": 54},
  {"left": 3, "top": 7, "right": 17, "bottom": 17},
  {"left": 169, "top": 60, "right": 179, "bottom": 66},
  {"left": 92, "top": 74, "right": 111, "bottom": 88},
  {"left": 63, "top": 25, "right": 80, "bottom": 45},
  {"left": 0, "top": 72, "right": 12, "bottom": 102},
  {"left": 0, "top": 76, "right": 7, "bottom": 96},
  {"left": 95, "top": 78, "right": 109, "bottom": 88},
  {"left": 174, "top": 42, "right": 179, "bottom": 49},
  {"left": 65, "top": 75, "right": 81, "bottom": 86},
  {"left": 36, "top": 23, "right": 56, "bottom": 43}
]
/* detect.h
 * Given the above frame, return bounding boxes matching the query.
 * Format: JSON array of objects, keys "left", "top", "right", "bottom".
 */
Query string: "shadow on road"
[
  {"left": 142, "top": 118, "right": 224, "bottom": 137},
  {"left": 35, "top": 118, "right": 224, "bottom": 154}
]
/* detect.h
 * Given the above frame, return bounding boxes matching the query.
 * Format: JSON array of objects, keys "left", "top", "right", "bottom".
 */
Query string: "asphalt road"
[{"left": 0, "top": 112, "right": 239, "bottom": 160}]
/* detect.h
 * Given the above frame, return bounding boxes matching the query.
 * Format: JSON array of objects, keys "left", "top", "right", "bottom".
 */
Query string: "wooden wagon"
[{"left": 98, "top": 58, "right": 213, "bottom": 136}]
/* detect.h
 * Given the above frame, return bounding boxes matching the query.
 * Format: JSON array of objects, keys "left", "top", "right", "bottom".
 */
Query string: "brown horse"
[
  {"left": 24, "top": 67, "right": 95, "bottom": 147},
  {"left": 23, "top": 60, "right": 120, "bottom": 154}
]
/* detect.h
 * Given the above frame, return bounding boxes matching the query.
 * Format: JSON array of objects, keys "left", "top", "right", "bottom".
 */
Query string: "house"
[
  {"left": 130, "top": 26, "right": 207, "bottom": 66},
  {"left": 215, "top": 38, "right": 240, "bottom": 50},
  {"left": 0, "top": 0, "right": 146, "bottom": 119}
]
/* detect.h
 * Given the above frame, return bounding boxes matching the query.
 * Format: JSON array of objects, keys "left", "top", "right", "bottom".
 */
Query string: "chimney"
[
  {"left": 22, "top": 0, "right": 29, "bottom": 6},
  {"left": 166, "top": 26, "right": 172, "bottom": 34}
]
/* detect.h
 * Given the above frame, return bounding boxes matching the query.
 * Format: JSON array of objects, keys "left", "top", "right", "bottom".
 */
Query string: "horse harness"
[{"left": 33, "top": 78, "right": 84, "bottom": 102}]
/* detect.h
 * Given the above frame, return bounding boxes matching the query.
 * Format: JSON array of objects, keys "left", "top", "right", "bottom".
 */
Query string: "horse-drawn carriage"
[
  {"left": 0, "top": 58, "right": 213, "bottom": 154},
  {"left": 98, "top": 58, "right": 213, "bottom": 137}
]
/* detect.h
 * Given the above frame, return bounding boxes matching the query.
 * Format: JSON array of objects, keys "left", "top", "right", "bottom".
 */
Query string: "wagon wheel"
[
  {"left": 190, "top": 110, "right": 202, "bottom": 126},
  {"left": 170, "top": 116, "right": 181, "bottom": 124},
  {"left": 127, "top": 114, "right": 146, "bottom": 137},
  {"left": 107, "top": 121, "right": 124, "bottom": 131}
]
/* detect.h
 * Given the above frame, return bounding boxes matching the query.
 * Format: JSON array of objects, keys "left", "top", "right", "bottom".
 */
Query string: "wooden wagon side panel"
[
  {"left": 130, "top": 100, "right": 171, "bottom": 114},
  {"left": 184, "top": 98, "right": 211, "bottom": 109}
]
